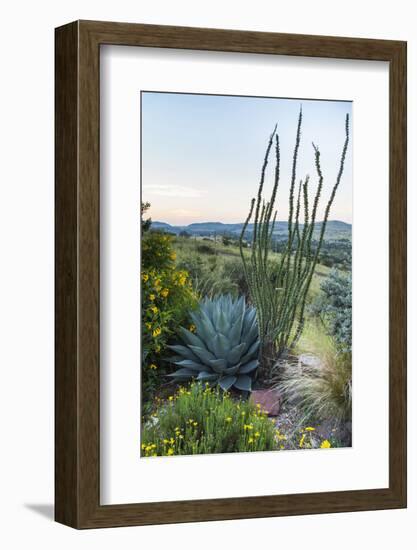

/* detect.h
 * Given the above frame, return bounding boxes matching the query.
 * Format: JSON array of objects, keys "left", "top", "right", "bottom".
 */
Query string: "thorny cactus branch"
[{"left": 239, "top": 110, "right": 350, "bottom": 379}]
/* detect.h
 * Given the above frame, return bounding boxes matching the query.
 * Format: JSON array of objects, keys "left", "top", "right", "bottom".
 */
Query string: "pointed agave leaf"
[
  {"left": 224, "top": 363, "right": 241, "bottom": 375},
  {"left": 212, "top": 333, "right": 230, "bottom": 359},
  {"left": 229, "top": 314, "right": 244, "bottom": 348},
  {"left": 197, "top": 372, "right": 219, "bottom": 382},
  {"left": 189, "top": 345, "right": 216, "bottom": 365},
  {"left": 168, "top": 367, "right": 195, "bottom": 379},
  {"left": 238, "top": 359, "right": 259, "bottom": 374},
  {"left": 242, "top": 307, "right": 257, "bottom": 333},
  {"left": 165, "top": 355, "right": 183, "bottom": 363},
  {"left": 173, "top": 359, "right": 211, "bottom": 372},
  {"left": 239, "top": 340, "right": 260, "bottom": 364},
  {"left": 178, "top": 327, "right": 206, "bottom": 349},
  {"left": 234, "top": 374, "right": 252, "bottom": 392},
  {"left": 216, "top": 308, "right": 229, "bottom": 335},
  {"left": 208, "top": 358, "right": 228, "bottom": 373},
  {"left": 218, "top": 375, "right": 237, "bottom": 391},
  {"left": 231, "top": 295, "right": 245, "bottom": 324},
  {"left": 212, "top": 301, "right": 221, "bottom": 330},
  {"left": 199, "top": 308, "right": 217, "bottom": 334},
  {"left": 167, "top": 344, "right": 199, "bottom": 362},
  {"left": 242, "top": 317, "right": 260, "bottom": 344},
  {"left": 227, "top": 342, "right": 247, "bottom": 366}
]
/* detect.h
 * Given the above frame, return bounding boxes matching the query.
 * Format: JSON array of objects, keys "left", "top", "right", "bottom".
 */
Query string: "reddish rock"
[{"left": 250, "top": 388, "right": 282, "bottom": 416}]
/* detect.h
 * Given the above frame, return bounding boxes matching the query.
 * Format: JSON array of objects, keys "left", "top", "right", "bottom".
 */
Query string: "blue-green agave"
[{"left": 168, "top": 294, "right": 260, "bottom": 392}]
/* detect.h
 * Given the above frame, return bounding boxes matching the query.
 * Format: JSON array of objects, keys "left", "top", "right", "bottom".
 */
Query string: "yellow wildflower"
[
  {"left": 276, "top": 430, "right": 287, "bottom": 441},
  {"left": 254, "top": 432, "right": 260, "bottom": 438},
  {"left": 145, "top": 322, "right": 152, "bottom": 330},
  {"left": 149, "top": 363, "right": 157, "bottom": 370},
  {"left": 152, "top": 327, "right": 161, "bottom": 337},
  {"left": 149, "top": 294, "right": 156, "bottom": 301},
  {"left": 299, "top": 433, "right": 306, "bottom": 448},
  {"left": 151, "top": 306, "right": 158, "bottom": 315},
  {"left": 304, "top": 427, "right": 315, "bottom": 432},
  {"left": 189, "top": 324, "right": 196, "bottom": 333},
  {"left": 225, "top": 417, "right": 232, "bottom": 423},
  {"left": 142, "top": 273, "right": 149, "bottom": 282},
  {"left": 168, "top": 396, "right": 174, "bottom": 401},
  {"left": 167, "top": 448, "right": 174, "bottom": 456},
  {"left": 248, "top": 437, "right": 254, "bottom": 443},
  {"left": 170, "top": 252, "right": 177, "bottom": 261},
  {"left": 161, "top": 288, "right": 169, "bottom": 298},
  {"left": 320, "top": 439, "right": 331, "bottom": 449}
]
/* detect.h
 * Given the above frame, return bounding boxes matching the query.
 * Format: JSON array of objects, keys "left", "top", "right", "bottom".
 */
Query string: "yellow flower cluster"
[{"left": 141, "top": 442, "right": 157, "bottom": 457}]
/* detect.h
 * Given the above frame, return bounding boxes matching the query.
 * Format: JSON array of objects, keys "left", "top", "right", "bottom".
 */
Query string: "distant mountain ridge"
[{"left": 151, "top": 220, "right": 351, "bottom": 240}]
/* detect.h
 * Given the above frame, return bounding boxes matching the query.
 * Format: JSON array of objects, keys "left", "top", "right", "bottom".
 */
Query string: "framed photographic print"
[{"left": 55, "top": 20, "right": 407, "bottom": 528}]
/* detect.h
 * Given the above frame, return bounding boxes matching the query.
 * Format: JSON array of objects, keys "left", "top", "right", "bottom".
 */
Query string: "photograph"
[{"left": 140, "top": 92, "right": 353, "bottom": 457}]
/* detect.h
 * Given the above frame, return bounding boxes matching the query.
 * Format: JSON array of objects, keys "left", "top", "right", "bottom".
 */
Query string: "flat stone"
[{"left": 250, "top": 388, "right": 282, "bottom": 416}]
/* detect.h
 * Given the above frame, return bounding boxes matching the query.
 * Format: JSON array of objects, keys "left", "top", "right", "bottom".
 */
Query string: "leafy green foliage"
[
  {"left": 141, "top": 382, "right": 277, "bottom": 456},
  {"left": 310, "top": 269, "right": 352, "bottom": 352},
  {"left": 141, "top": 230, "right": 197, "bottom": 398},
  {"left": 169, "top": 295, "right": 260, "bottom": 392},
  {"left": 141, "top": 201, "right": 152, "bottom": 233}
]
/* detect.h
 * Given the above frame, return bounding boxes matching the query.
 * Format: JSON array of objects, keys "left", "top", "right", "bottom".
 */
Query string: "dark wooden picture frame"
[{"left": 55, "top": 20, "right": 407, "bottom": 529}]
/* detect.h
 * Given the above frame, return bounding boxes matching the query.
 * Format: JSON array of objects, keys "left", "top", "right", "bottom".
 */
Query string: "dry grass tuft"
[{"left": 277, "top": 320, "right": 352, "bottom": 427}]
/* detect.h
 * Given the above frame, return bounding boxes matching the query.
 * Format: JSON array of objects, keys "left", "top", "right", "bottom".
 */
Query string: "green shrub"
[
  {"left": 310, "top": 269, "right": 352, "bottom": 352},
  {"left": 196, "top": 243, "right": 216, "bottom": 255},
  {"left": 169, "top": 294, "right": 260, "bottom": 392},
  {"left": 142, "top": 230, "right": 175, "bottom": 270},
  {"left": 141, "top": 382, "right": 277, "bottom": 456},
  {"left": 141, "top": 231, "right": 197, "bottom": 398},
  {"left": 176, "top": 250, "right": 239, "bottom": 298}
]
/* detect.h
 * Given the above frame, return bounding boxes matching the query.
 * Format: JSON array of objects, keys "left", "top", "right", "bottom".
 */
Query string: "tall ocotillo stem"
[{"left": 239, "top": 110, "right": 350, "bottom": 379}]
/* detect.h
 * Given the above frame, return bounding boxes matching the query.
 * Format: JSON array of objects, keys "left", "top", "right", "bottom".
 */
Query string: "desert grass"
[{"left": 277, "top": 319, "right": 352, "bottom": 427}]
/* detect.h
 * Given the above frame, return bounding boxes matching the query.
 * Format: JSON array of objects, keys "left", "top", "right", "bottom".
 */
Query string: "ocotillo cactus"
[{"left": 239, "top": 109, "right": 350, "bottom": 379}]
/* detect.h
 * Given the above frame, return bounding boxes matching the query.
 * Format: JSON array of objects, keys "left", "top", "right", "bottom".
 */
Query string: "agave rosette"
[{"left": 168, "top": 294, "right": 260, "bottom": 392}]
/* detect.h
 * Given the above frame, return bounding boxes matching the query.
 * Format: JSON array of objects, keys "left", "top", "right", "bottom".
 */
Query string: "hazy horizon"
[
  {"left": 151, "top": 218, "right": 352, "bottom": 227},
  {"left": 141, "top": 92, "right": 353, "bottom": 226}
]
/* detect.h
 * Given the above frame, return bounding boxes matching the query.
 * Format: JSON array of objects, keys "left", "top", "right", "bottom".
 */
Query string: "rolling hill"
[{"left": 151, "top": 220, "right": 351, "bottom": 241}]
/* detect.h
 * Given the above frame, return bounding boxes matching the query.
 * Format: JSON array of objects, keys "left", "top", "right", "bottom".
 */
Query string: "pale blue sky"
[{"left": 141, "top": 92, "right": 352, "bottom": 225}]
